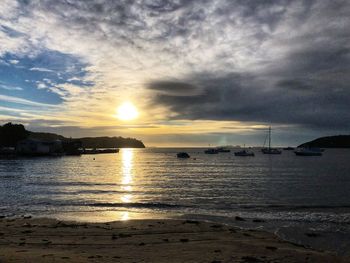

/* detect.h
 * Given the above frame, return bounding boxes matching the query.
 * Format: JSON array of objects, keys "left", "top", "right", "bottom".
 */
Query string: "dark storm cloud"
[
  {"left": 276, "top": 80, "right": 313, "bottom": 91},
  {"left": 150, "top": 68, "right": 350, "bottom": 129},
  {"left": 146, "top": 0, "right": 350, "bottom": 130},
  {"left": 147, "top": 81, "right": 200, "bottom": 95}
]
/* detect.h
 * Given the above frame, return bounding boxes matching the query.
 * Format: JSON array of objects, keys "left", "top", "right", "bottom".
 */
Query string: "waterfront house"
[{"left": 16, "top": 138, "right": 63, "bottom": 156}]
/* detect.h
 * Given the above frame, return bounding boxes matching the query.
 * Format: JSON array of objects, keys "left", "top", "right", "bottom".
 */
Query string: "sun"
[{"left": 116, "top": 102, "right": 139, "bottom": 121}]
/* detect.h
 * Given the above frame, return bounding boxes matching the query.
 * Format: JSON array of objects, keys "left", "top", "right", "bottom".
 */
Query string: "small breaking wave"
[{"left": 86, "top": 202, "right": 184, "bottom": 209}]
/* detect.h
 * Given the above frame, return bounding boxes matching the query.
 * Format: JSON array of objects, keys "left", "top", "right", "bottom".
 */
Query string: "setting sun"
[{"left": 116, "top": 102, "right": 139, "bottom": 121}]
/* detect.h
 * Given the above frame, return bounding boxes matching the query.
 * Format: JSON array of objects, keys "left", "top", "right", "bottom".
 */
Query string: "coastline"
[{"left": 0, "top": 216, "right": 348, "bottom": 263}]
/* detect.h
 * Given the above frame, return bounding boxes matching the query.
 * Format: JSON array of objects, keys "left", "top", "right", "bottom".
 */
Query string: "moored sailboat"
[
  {"left": 234, "top": 149, "right": 255, "bottom": 156},
  {"left": 261, "top": 127, "right": 282, "bottom": 154},
  {"left": 234, "top": 144, "right": 254, "bottom": 156}
]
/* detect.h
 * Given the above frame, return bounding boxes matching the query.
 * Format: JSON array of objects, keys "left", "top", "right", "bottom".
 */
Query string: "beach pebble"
[
  {"left": 240, "top": 256, "right": 260, "bottom": 262},
  {"left": 183, "top": 220, "right": 199, "bottom": 225},
  {"left": 265, "top": 246, "right": 278, "bottom": 251},
  {"left": 119, "top": 233, "right": 131, "bottom": 238},
  {"left": 305, "top": 232, "right": 320, "bottom": 238}
]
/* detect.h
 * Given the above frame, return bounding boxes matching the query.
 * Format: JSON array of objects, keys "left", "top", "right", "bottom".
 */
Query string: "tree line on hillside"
[
  {"left": 0, "top": 123, "right": 145, "bottom": 148},
  {"left": 298, "top": 135, "right": 350, "bottom": 148}
]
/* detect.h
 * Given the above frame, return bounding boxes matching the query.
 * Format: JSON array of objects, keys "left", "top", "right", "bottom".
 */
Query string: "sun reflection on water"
[
  {"left": 121, "top": 211, "right": 129, "bottom": 221},
  {"left": 121, "top": 149, "right": 134, "bottom": 206},
  {"left": 122, "top": 148, "right": 133, "bottom": 185}
]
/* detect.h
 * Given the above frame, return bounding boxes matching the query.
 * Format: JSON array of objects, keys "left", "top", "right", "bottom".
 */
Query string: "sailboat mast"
[{"left": 268, "top": 126, "right": 271, "bottom": 150}]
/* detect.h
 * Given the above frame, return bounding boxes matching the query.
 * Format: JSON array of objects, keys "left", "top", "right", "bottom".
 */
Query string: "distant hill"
[
  {"left": 0, "top": 123, "right": 145, "bottom": 148},
  {"left": 29, "top": 131, "right": 65, "bottom": 141},
  {"left": 298, "top": 135, "right": 350, "bottom": 148},
  {"left": 77, "top": 137, "right": 145, "bottom": 148}
]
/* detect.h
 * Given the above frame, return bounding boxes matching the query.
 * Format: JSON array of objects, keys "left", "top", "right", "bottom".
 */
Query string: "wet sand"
[{"left": 0, "top": 217, "right": 348, "bottom": 263}]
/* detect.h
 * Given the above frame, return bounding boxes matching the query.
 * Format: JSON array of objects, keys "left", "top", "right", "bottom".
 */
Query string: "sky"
[{"left": 0, "top": 0, "right": 349, "bottom": 147}]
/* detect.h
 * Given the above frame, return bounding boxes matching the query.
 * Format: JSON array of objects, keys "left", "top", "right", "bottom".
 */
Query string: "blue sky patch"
[{"left": 0, "top": 50, "right": 92, "bottom": 107}]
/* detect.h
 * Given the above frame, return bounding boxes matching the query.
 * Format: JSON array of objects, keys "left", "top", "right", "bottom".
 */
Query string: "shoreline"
[{"left": 0, "top": 216, "right": 348, "bottom": 262}]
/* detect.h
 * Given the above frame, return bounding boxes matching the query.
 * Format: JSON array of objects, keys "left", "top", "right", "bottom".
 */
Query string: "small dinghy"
[
  {"left": 204, "top": 148, "right": 219, "bottom": 154},
  {"left": 177, "top": 152, "right": 190, "bottom": 158},
  {"left": 234, "top": 149, "right": 255, "bottom": 157}
]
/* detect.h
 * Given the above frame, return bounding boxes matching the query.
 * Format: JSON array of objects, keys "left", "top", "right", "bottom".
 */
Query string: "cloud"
[
  {"left": 149, "top": 66, "right": 350, "bottom": 129},
  {"left": 147, "top": 81, "right": 201, "bottom": 96},
  {"left": 30, "top": 67, "right": 54, "bottom": 72},
  {"left": 0, "top": 94, "right": 57, "bottom": 107},
  {"left": 145, "top": 0, "right": 350, "bottom": 131},
  {"left": 0, "top": 84, "right": 22, "bottom": 91},
  {"left": 0, "top": 0, "right": 349, "bottom": 143},
  {"left": 36, "top": 82, "right": 47, "bottom": 89},
  {"left": 9, "top": 59, "right": 19, "bottom": 64}
]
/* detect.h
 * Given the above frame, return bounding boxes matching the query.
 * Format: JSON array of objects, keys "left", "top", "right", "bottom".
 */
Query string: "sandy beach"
[{"left": 0, "top": 217, "right": 348, "bottom": 263}]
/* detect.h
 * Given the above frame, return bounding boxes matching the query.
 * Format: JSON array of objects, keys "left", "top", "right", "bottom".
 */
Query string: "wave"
[
  {"left": 29, "top": 201, "right": 185, "bottom": 209},
  {"left": 236, "top": 204, "right": 350, "bottom": 211},
  {"left": 86, "top": 202, "right": 184, "bottom": 209},
  {"left": 28, "top": 182, "right": 119, "bottom": 187}
]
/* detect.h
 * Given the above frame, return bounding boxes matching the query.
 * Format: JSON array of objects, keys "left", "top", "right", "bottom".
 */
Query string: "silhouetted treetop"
[
  {"left": 0, "top": 123, "right": 29, "bottom": 147},
  {"left": 0, "top": 123, "right": 145, "bottom": 148},
  {"left": 299, "top": 135, "right": 350, "bottom": 148}
]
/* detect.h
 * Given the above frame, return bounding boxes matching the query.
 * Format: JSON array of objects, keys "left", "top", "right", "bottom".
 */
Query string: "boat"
[
  {"left": 262, "top": 148, "right": 282, "bottom": 154},
  {"left": 234, "top": 149, "right": 254, "bottom": 156},
  {"left": 204, "top": 148, "right": 219, "bottom": 154},
  {"left": 283, "top": 147, "right": 294, "bottom": 150},
  {"left": 294, "top": 148, "right": 323, "bottom": 156},
  {"left": 261, "top": 127, "right": 282, "bottom": 154},
  {"left": 216, "top": 147, "right": 231, "bottom": 153},
  {"left": 83, "top": 148, "right": 119, "bottom": 154},
  {"left": 177, "top": 152, "right": 190, "bottom": 158}
]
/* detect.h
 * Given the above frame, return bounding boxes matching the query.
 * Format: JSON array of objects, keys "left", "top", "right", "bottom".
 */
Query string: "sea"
[{"left": 1, "top": 148, "right": 350, "bottom": 256}]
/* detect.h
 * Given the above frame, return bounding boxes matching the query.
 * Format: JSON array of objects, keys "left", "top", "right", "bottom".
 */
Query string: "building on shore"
[
  {"left": 16, "top": 139, "right": 63, "bottom": 156},
  {"left": 62, "top": 140, "right": 82, "bottom": 155}
]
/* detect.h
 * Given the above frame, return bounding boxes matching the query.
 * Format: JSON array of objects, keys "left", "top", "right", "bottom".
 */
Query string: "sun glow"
[{"left": 116, "top": 102, "right": 139, "bottom": 121}]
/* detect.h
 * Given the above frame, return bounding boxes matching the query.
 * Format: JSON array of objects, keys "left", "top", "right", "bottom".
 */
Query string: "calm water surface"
[{"left": 1, "top": 148, "right": 350, "bottom": 255}]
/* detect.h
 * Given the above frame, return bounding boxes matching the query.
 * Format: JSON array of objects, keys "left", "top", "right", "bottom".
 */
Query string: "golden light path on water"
[
  {"left": 52, "top": 149, "right": 174, "bottom": 223},
  {"left": 120, "top": 148, "right": 134, "bottom": 221}
]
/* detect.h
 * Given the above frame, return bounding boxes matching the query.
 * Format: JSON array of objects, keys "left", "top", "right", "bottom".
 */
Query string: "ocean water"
[{"left": 1, "top": 148, "right": 350, "bottom": 255}]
